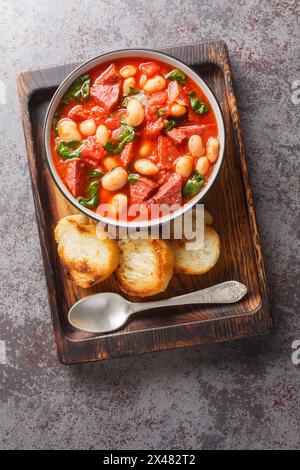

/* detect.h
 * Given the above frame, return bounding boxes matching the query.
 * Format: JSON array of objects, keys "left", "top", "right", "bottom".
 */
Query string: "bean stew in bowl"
[{"left": 44, "top": 50, "right": 225, "bottom": 227}]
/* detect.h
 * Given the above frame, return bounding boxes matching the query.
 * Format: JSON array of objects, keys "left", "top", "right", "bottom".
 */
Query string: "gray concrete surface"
[{"left": 0, "top": 0, "right": 299, "bottom": 450}]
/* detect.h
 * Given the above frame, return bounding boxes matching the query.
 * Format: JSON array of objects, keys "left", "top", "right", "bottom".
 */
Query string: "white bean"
[
  {"left": 188, "top": 135, "right": 205, "bottom": 157},
  {"left": 125, "top": 98, "right": 145, "bottom": 127},
  {"left": 102, "top": 157, "right": 119, "bottom": 171},
  {"left": 123, "top": 77, "right": 136, "bottom": 95},
  {"left": 79, "top": 119, "right": 96, "bottom": 137},
  {"left": 119, "top": 65, "right": 137, "bottom": 78},
  {"left": 175, "top": 156, "right": 193, "bottom": 178},
  {"left": 96, "top": 125, "right": 110, "bottom": 146},
  {"left": 134, "top": 159, "right": 159, "bottom": 176},
  {"left": 101, "top": 167, "right": 128, "bottom": 191},
  {"left": 206, "top": 137, "right": 220, "bottom": 163},
  {"left": 171, "top": 103, "right": 186, "bottom": 117},
  {"left": 57, "top": 118, "right": 82, "bottom": 141},
  {"left": 143, "top": 75, "right": 166, "bottom": 94},
  {"left": 196, "top": 157, "right": 210, "bottom": 175}
]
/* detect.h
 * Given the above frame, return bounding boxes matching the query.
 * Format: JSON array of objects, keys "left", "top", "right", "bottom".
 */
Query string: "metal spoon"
[{"left": 68, "top": 281, "right": 247, "bottom": 334}]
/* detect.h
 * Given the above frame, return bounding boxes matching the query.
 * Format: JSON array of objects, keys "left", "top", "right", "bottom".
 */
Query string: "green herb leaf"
[
  {"left": 163, "top": 119, "right": 177, "bottom": 132},
  {"left": 77, "top": 193, "right": 99, "bottom": 209},
  {"left": 62, "top": 75, "right": 91, "bottom": 105},
  {"left": 87, "top": 181, "right": 100, "bottom": 197},
  {"left": 157, "top": 107, "right": 167, "bottom": 117},
  {"left": 127, "top": 86, "right": 140, "bottom": 96},
  {"left": 104, "top": 126, "right": 136, "bottom": 155},
  {"left": 188, "top": 91, "right": 210, "bottom": 115},
  {"left": 128, "top": 173, "right": 140, "bottom": 185},
  {"left": 88, "top": 169, "right": 104, "bottom": 180},
  {"left": 57, "top": 140, "right": 84, "bottom": 160},
  {"left": 182, "top": 170, "right": 205, "bottom": 197},
  {"left": 165, "top": 69, "right": 187, "bottom": 84},
  {"left": 52, "top": 105, "right": 63, "bottom": 133}
]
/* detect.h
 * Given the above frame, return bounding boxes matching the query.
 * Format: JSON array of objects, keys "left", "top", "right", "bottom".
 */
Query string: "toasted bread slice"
[
  {"left": 116, "top": 238, "right": 174, "bottom": 297},
  {"left": 172, "top": 225, "right": 220, "bottom": 275},
  {"left": 54, "top": 215, "right": 120, "bottom": 289}
]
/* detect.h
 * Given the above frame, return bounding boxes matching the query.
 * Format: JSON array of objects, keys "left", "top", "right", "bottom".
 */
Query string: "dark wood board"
[{"left": 17, "top": 40, "right": 272, "bottom": 364}]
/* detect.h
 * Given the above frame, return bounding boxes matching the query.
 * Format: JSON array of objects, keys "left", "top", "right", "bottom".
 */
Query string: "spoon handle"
[{"left": 130, "top": 281, "right": 247, "bottom": 314}]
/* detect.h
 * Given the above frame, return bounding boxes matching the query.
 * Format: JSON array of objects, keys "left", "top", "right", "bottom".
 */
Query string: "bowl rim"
[{"left": 43, "top": 47, "right": 226, "bottom": 228}]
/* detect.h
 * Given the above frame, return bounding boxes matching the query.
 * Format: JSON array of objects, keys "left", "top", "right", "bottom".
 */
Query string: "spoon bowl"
[
  {"left": 69, "top": 292, "right": 130, "bottom": 334},
  {"left": 68, "top": 281, "right": 248, "bottom": 334}
]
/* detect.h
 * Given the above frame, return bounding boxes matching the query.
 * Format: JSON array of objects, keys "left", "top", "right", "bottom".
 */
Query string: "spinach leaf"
[
  {"left": 126, "top": 86, "right": 140, "bottom": 96},
  {"left": 182, "top": 170, "right": 205, "bottom": 197},
  {"left": 62, "top": 75, "right": 91, "bottom": 105},
  {"left": 87, "top": 181, "right": 100, "bottom": 197},
  {"left": 188, "top": 91, "right": 210, "bottom": 115},
  {"left": 88, "top": 169, "right": 104, "bottom": 180},
  {"left": 104, "top": 125, "right": 135, "bottom": 155},
  {"left": 77, "top": 193, "right": 99, "bottom": 209},
  {"left": 157, "top": 107, "right": 167, "bottom": 117},
  {"left": 128, "top": 173, "right": 140, "bottom": 185},
  {"left": 57, "top": 140, "right": 84, "bottom": 160},
  {"left": 163, "top": 119, "right": 177, "bottom": 132},
  {"left": 165, "top": 69, "right": 187, "bottom": 84},
  {"left": 77, "top": 178, "right": 101, "bottom": 209},
  {"left": 52, "top": 105, "right": 63, "bottom": 133}
]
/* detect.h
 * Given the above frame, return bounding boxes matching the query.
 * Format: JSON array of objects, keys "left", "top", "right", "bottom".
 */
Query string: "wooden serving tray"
[{"left": 17, "top": 40, "right": 272, "bottom": 364}]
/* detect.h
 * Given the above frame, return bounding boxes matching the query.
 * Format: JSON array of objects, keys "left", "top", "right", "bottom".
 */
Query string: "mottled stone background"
[{"left": 0, "top": 0, "right": 299, "bottom": 450}]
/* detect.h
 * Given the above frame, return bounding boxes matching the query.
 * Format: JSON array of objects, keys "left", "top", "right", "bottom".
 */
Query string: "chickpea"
[
  {"left": 79, "top": 119, "right": 96, "bottom": 137},
  {"left": 196, "top": 157, "right": 210, "bottom": 175},
  {"left": 101, "top": 167, "right": 128, "bottom": 192},
  {"left": 119, "top": 65, "right": 137, "bottom": 78},
  {"left": 143, "top": 75, "right": 166, "bottom": 94},
  {"left": 57, "top": 118, "right": 82, "bottom": 141},
  {"left": 139, "top": 141, "right": 151, "bottom": 156},
  {"left": 125, "top": 98, "right": 145, "bottom": 127},
  {"left": 134, "top": 159, "right": 159, "bottom": 176},
  {"left": 206, "top": 137, "right": 220, "bottom": 163},
  {"left": 175, "top": 155, "right": 193, "bottom": 178},
  {"left": 188, "top": 135, "right": 205, "bottom": 157},
  {"left": 123, "top": 77, "right": 136, "bottom": 95},
  {"left": 171, "top": 103, "right": 186, "bottom": 117},
  {"left": 96, "top": 125, "right": 110, "bottom": 146},
  {"left": 103, "top": 157, "right": 119, "bottom": 171}
]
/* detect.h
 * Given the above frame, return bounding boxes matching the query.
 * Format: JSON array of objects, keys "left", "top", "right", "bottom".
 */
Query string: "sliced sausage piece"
[
  {"left": 65, "top": 159, "right": 87, "bottom": 198},
  {"left": 152, "top": 173, "right": 182, "bottom": 206},
  {"left": 166, "top": 128, "right": 186, "bottom": 145},
  {"left": 68, "top": 105, "right": 91, "bottom": 122},
  {"left": 94, "top": 64, "right": 119, "bottom": 85},
  {"left": 81, "top": 136, "right": 107, "bottom": 167},
  {"left": 90, "top": 106, "right": 106, "bottom": 121},
  {"left": 105, "top": 108, "right": 127, "bottom": 130},
  {"left": 178, "top": 124, "right": 211, "bottom": 139},
  {"left": 157, "top": 135, "right": 180, "bottom": 169},
  {"left": 120, "top": 142, "right": 135, "bottom": 168},
  {"left": 145, "top": 118, "right": 166, "bottom": 136},
  {"left": 90, "top": 83, "right": 121, "bottom": 111},
  {"left": 130, "top": 177, "right": 158, "bottom": 205}
]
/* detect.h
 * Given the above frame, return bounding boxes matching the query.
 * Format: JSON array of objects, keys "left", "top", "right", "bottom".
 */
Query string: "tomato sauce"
[{"left": 51, "top": 57, "right": 219, "bottom": 221}]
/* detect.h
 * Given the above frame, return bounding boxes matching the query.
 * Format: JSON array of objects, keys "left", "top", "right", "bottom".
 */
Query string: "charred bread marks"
[{"left": 54, "top": 215, "right": 120, "bottom": 288}]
